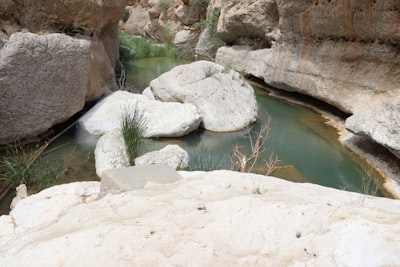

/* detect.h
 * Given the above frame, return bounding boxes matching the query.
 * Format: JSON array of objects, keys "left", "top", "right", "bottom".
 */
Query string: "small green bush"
[
  {"left": 118, "top": 31, "right": 181, "bottom": 62},
  {"left": 121, "top": 107, "right": 146, "bottom": 166},
  {"left": 199, "top": 8, "right": 220, "bottom": 30},
  {"left": 0, "top": 145, "right": 62, "bottom": 192}
]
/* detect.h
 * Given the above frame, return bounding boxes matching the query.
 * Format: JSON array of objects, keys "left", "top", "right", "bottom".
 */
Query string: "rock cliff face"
[
  {"left": 0, "top": 0, "right": 126, "bottom": 144},
  {"left": 120, "top": 0, "right": 214, "bottom": 58},
  {"left": 215, "top": 0, "right": 400, "bottom": 159}
]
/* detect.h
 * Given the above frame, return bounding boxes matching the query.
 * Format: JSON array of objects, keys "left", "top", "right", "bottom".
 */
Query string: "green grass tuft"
[
  {"left": 121, "top": 107, "right": 146, "bottom": 166},
  {"left": 187, "top": 146, "right": 227, "bottom": 171},
  {"left": 0, "top": 145, "right": 62, "bottom": 192}
]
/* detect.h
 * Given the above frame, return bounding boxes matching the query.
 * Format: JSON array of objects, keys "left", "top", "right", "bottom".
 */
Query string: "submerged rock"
[
  {"left": 79, "top": 90, "right": 202, "bottom": 138},
  {"left": 149, "top": 60, "right": 258, "bottom": 132},
  {"left": 100, "top": 165, "right": 182, "bottom": 196},
  {"left": 0, "top": 170, "right": 399, "bottom": 266}
]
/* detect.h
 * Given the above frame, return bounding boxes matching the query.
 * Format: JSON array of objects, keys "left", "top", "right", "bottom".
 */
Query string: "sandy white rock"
[
  {"left": 135, "top": 144, "right": 189, "bottom": 169},
  {"left": 79, "top": 90, "right": 202, "bottom": 137},
  {"left": 149, "top": 60, "right": 258, "bottom": 132},
  {"left": 0, "top": 170, "right": 399, "bottom": 266}
]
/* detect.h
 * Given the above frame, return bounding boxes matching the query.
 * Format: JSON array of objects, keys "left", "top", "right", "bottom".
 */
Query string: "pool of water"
[
  {"left": 0, "top": 57, "right": 387, "bottom": 215},
  {"left": 124, "top": 57, "right": 385, "bottom": 196}
]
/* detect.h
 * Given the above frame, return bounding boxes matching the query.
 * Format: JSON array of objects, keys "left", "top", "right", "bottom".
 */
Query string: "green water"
[
  {"left": 0, "top": 57, "right": 385, "bottom": 216},
  {"left": 126, "top": 57, "right": 384, "bottom": 196}
]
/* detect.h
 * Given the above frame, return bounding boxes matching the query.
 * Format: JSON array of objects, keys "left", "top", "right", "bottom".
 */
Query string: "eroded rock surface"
[
  {"left": 215, "top": 0, "right": 400, "bottom": 159},
  {"left": 0, "top": 0, "right": 125, "bottom": 143},
  {"left": 0, "top": 32, "right": 114, "bottom": 144},
  {"left": 2, "top": 0, "right": 126, "bottom": 37},
  {"left": 345, "top": 98, "right": 400, "bottom": 159},
  {"left": 149, "top": 60, "right": 258, "bottom": 132},
  {"left": 0, "top": 170, "right": 399, "bottom": 266}
]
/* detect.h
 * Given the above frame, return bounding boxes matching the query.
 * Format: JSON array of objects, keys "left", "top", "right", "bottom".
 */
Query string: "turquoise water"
[
  {"left": 0, "top": 57, "right": 385, "bottom": 216},
  {"left": 126, "top": 57, "right": 384, "bottom": 196}
]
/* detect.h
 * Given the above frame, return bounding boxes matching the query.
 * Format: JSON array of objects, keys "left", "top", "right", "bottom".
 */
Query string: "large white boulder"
[
  {"left": 79, "top": 90, "right": 202, "bottom": 138},
  {"left": 0, "top": 170, "right": 399, "bottom": 266},
  {"left": 135, "top": 144, "right": 189, "bottom": 169},
  {"left": 149, "top": 60, "right": 258, "bottom": 132},
  {"left": 94, "top": 129, "right": 130, "bottom": 178}
]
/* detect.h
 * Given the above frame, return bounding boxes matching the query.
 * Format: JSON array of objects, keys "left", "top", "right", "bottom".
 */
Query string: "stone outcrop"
[
  {"left": 345, "top": 98, "right": 400, "bottom": 159},
  {"left": 173, "top": 29, "right": 199, "bottom": 58},
  {"left": 0, "top": 0, "right": 126, "bottom": 144},
  {"left": 78, "top": 90, "right": 202, "bottom": 138},
  {"left": 217, "top": 0, "right": 279, "bottom": 47},
  {"left": 149, "top": 60, "right": 258, "bottom": 132},
  {"left": 1, "top": 170, "right": 400, "bottom": 266},
  {"left": 214, "top": 0, "right": 400, "bottom": 159},
  {"left": 0, "top": 32, "right": 114, "bottom": 144},
  {"left": 1, "top": 0, "right": 126, "bottom": 37}
]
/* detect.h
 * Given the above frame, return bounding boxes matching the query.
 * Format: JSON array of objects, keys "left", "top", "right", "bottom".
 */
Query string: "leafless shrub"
[{"left": 231, "top": 116, "right": 280, "bottom": 174}]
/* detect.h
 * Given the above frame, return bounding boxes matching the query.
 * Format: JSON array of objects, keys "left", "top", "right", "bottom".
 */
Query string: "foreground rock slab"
[
  {"left": 79, "top": 90, "right": 202, "bottom": 137},
  {"left": 149, "top": 60, "right": 258, "bottom": 132},
  {"left": 0, "top": 170, "right": 399, "bottom": 266}
]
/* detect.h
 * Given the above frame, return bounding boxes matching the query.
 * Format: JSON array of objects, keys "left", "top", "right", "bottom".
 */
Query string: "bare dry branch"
[{"left": 231, "top": 116, "right": 277, "bottom": 174}]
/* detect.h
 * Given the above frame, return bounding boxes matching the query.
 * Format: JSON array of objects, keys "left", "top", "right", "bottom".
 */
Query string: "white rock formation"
[
  {"left": 135, "top": 144, "right": 189, "bottom": 169},
  {"left": 79, "top": 91, "right": 202, "bottom": 138},
  {"left": 94, "top": 129, "right": 130, "bottom": 178},
  {"left": 9, "top": 184, "right": 28, "bottom": 210},
  {"left": 0, "top": 170, "right": 399, "bottom": 266},
  {"left": 345, "top": 98, "right": 400, "bottom": 159},
  {"left": 149, "top": 60, "right": 258, "bottom": 132}
]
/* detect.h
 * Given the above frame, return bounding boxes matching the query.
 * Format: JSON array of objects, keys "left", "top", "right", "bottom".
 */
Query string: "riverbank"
[{"left": 249, "top": 79, "right": 400, "bottom": 199}]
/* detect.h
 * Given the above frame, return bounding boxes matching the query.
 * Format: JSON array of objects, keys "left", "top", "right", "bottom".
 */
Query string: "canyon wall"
[
  {"left": 214, "top": 0, "right": 400, "bottom": 159},
  {"left": 0, "top": 0, "right": 126, "bottom": 144}
]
